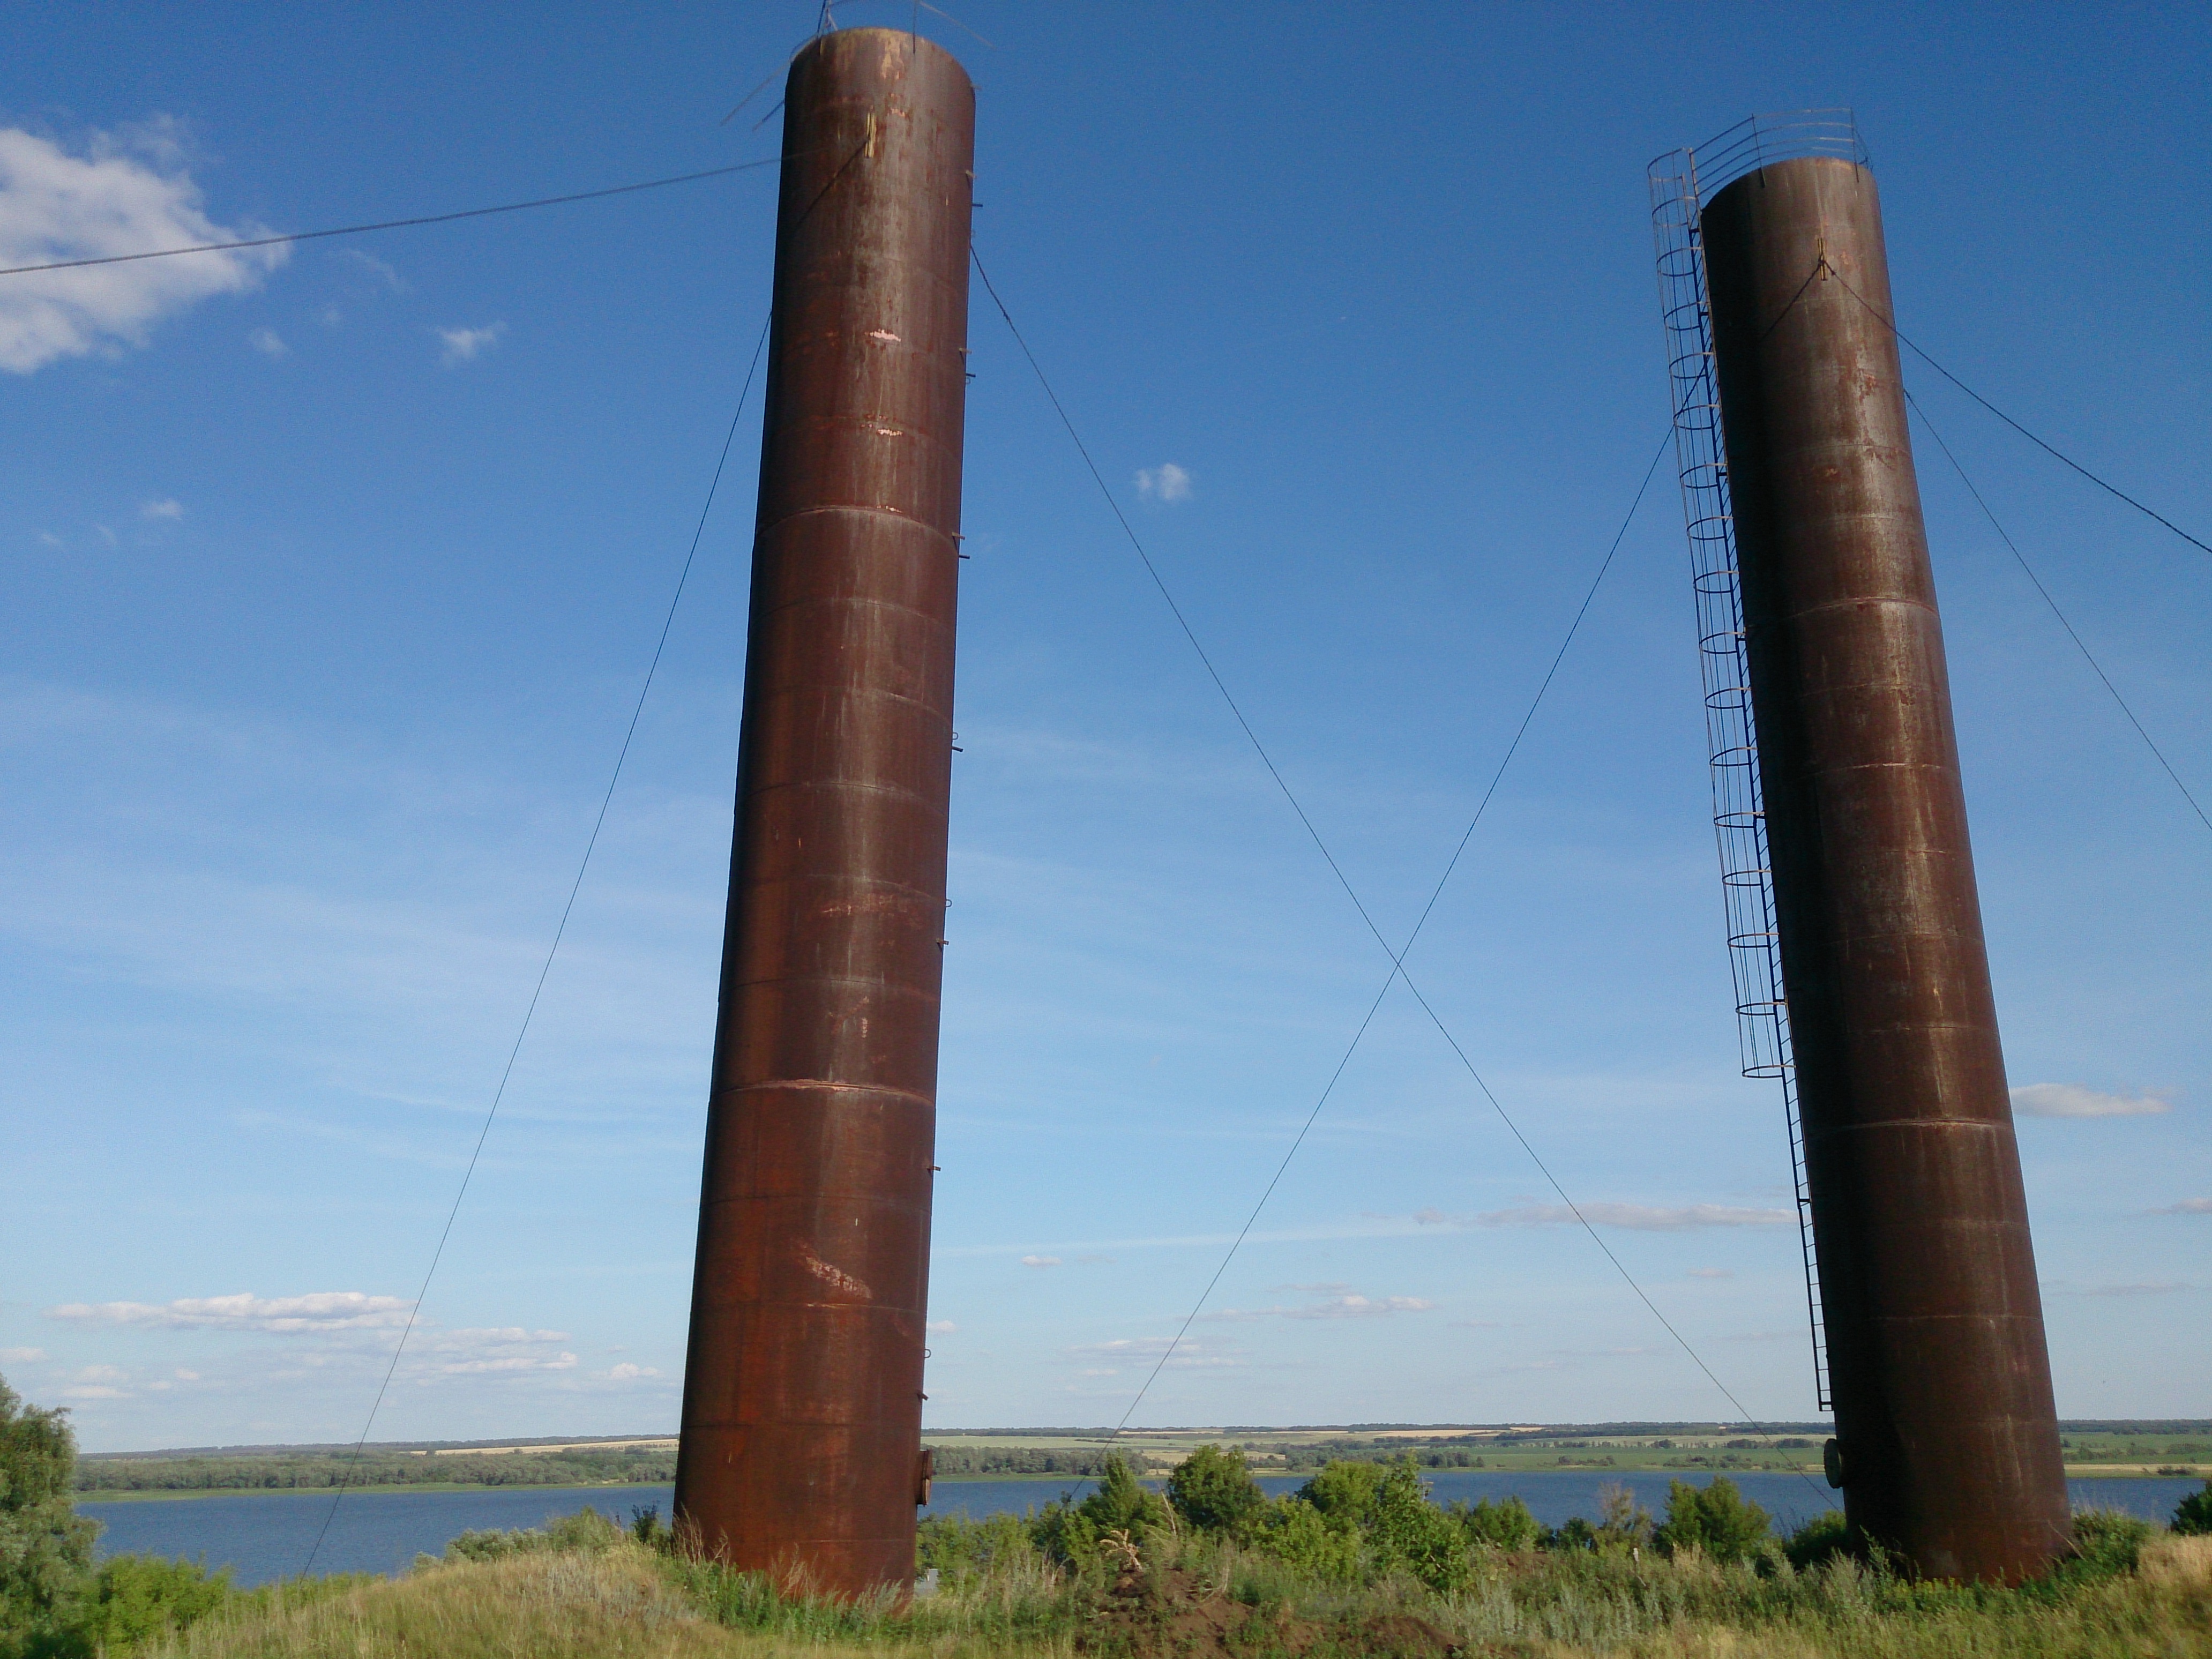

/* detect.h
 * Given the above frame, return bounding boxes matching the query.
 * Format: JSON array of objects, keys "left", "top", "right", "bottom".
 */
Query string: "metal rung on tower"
[{"left": 1648, "top": 113, "right": 1866, "bottom": 1415}]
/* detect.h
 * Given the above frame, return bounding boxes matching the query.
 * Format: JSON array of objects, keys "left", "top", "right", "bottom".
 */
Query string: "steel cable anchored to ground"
[
  {"left": 298, "top": 310, "right": 775, "bottom": 1577},
  {"left": 973, "top": 244, "right": 1830, "bottom": 1499}
]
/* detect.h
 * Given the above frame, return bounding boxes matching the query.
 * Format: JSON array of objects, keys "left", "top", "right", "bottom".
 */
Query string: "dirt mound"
[{"left": 1081, "top": 1566, "right": 1465, "bottom": 1658}]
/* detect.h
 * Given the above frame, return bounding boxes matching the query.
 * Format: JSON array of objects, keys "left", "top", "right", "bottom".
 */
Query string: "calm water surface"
[{"left": 84, "top": 1474, "right": 2203, "bottom": 1589}]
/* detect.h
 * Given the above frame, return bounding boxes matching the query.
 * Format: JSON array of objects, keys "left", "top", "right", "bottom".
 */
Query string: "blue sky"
[{"left": 2, "top": 3, "right": 2205, "bottom": 1453}]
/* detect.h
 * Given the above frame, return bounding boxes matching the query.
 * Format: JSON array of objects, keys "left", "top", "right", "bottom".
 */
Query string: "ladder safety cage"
[{"left": 1647, "top": 111, "right": 1867, "bottom": 1414}]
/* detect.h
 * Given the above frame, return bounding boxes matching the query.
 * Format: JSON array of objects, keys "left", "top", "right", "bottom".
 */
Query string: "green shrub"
[
  {"left": 75, "top": 1555, "right": 231, "bottom": 1650},
  {"left": 917, "top": 1512, "right": 1037, "bottom": 1582},
  {"left": 1364, "top": 1459, "right": 1471, "bottom": 1592},
  {"left": 1593, "top": 1481, "right": 1654, "bottom": 1552},
  {"left": 2173, "top": 1479, "right": 2212, "bottom": 1536},
  {"left": 1294, "top": 1459, "right": 1384, "bottom": 1522},
  {"left": 1783, "top": 1507, "right": 1854, "bottom": 1570},
  {"left": 2061, "top": 1508, "right": 2153, "bottom": 1583},
  {"left": 1654, "top": 1476, "right": 1772, "bottom": 1563},
  {"left": 1026, "top": 1453, "right": 1168, "bottom": 1565},
  {"left": 441, "top": 1505, "right": 622, "bottom": 1563},
  {"left": 1164, "top": 1446, "right": 1264, "bottom": 1537},
  {"left": 1247, "top": 1497, "right": 1361, "bottom": 1584},
  {"left": 1453, "top": 1494, "right": 1540, "bottom": 1552}
]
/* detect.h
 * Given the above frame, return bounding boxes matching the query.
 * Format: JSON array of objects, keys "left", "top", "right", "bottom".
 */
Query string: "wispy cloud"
[
  {"left": 62, "top": 1363, "right": 132, "bottom": 1400},
  {"left": 606, "top": 1362, "right": 660, "bottom": 1380},
  {"left": 1415, "top": 1202, "right": 1789, "bottom": 1231},
  {"left": 1204, "top": 1290, "right": 1432, "bottom": 1321},
  {"left": 0, "top": 123, "right": 286, "bottom": 373},
  {"left": 248, "top": 325, "right": 287, "bottom": 357},
  {"left": 1135, "top": 462, "right": 1191, "bottom": 503},
  {"left": 337, "top": 248, "right": 406, "bottom": 291},
  {"left": 45, "top": 1291, "right": 412, "bottom": 1333},
  {"left": 1020, "top": 1255, "right": 1061, "bottom": 1269},
  {"left": 2155, "top": 1197, "right": 2212, "bottom": 1216},
  {"left": 2012, "top": 1083, "right": 2171, "bottom": 1118},
  {"left": 437, "top": 322, "right": 505, "bottom": 366},
  {"left": 0, "top": 1347, "right": 49, "bottom": 1363},
  {"left": 1686, "top": 1268, "right": 1734, "bottom": 1279},
  {"left": 140, "top": 498, "right": 183, "bottom": 520},
  {"left": 1064, "top": 1336, "right": 1239, "bottom": 1372}
]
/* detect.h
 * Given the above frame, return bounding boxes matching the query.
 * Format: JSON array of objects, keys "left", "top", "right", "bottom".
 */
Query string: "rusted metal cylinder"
[
  {"left": 1700, "top": 158, "right": 2067, "bottom": 1582},
  {"left": 673, "top": 26, "right": 972, "bottom": 1597}
]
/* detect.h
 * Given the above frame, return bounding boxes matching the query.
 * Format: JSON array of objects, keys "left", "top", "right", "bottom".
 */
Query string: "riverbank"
[{"left": 85, "top": 1473, "right": 2212, "bottom": 1588}]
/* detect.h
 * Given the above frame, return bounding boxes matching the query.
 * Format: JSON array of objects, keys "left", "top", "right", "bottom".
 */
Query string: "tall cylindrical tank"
[
  {"left": 673, "top": 26, "right": 973, "bottom": 1597},
  {"left": 1700, "top": 157, "right": 2068, "bottom": 1583}
]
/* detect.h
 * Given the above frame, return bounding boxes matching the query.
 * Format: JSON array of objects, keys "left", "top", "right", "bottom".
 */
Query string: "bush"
[
  {"left": 917, "top": 1512, "right": 1037, "bottom": 1583},
  {"left": 1454, "top": 1494, "right": 1540, "bottom": 1552},
  {"left": 1247, "top": 1498, "right": 1361, "bottom": 1584},
  {"left": 1783, "top": 1507, "right": 1854, "bottom": 1571},
  {"left": 1364, "top": 1459, "right": 1471, "bottom": 1593},
  {"left": 1654, "top": 1476, "right": 1772, "bottom": 1564},
  {"left": 74, "top": 1555, "right": 231, "bottom": 1651},
  {"left": 1027, "top": 1454, "right": 1169, "bottom": 1565},
  {"left": 1165, "top": 1446, "right": 1264, "bottom": 1538},
  {"left": 1294, "top": 1459, "right": 1384, "bottom": 1522},
  {"left": 440, "top": 1506, "right": 622, "bottom": 1563},
  {"left": 2173, "top": 1479, "right": 2212, "bottom": 1537},
  {"left": 2061, "top": 1508, "right": 2153, "bottom": 1583}
]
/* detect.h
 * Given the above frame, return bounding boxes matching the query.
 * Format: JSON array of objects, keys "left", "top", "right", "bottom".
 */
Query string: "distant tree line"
[
  {"left": 923, "top": 1447, "right": 1110, "bottom": 1477},
  {"left": 73, "top": 1447, "right": 676, "bottom": 1493}
]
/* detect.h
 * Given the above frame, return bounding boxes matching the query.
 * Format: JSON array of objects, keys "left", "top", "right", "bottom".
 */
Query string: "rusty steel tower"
[
  {"left": 1652, "top": 117, "right": 2069, "bottom": 1582},
  {"left": 674, "top": 27, "right": 973, "bottom": 1595}
]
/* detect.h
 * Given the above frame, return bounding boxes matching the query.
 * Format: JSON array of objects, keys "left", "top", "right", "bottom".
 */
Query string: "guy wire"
[
  {"left": 298, "top": 310, "right": 774, "bottom": 1576},
  {"left": 972, "top": 245, "right": 1830, "bottom": 1503},
  {"left": 0, "top": 159, "right": 786, "bottom": 279},
  {"left": 1904, "top": 386, "right": 2211, "bottom": 838}
]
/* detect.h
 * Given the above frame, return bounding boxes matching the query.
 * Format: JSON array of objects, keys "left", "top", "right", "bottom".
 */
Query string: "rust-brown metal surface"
[
  {"left": 1701, "top": 157, "right": 2068, "bottom": 1583},
  {"left": 673, "top": 26, "right": 973, "bottom": 1598}
]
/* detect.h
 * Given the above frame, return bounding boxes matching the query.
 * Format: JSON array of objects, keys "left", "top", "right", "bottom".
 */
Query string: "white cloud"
[
  {"left": 173, "top": 1368, "right": 199, "bottom": 1381},
  {"left": 140, "top": 498, "right": 183, "bottom": 520},
  {"left": 337, "top": 248, "right": 406, "bottom": 290},
  {"left": 1415, "top": 1202, "right": 1789, "bottom": 1231},
  {"left": 2012, "top": 1083, "right": 2171, "bottom": 1119},
  {"left": 0, "top": 1347, "right": 48, "bottom": 1363},
  {"left": 1135, "top": 462, "right": 1191, "bottom": 503},
  {"left": 36, "top": 530, "right": 63, "bottom": 548},
  {"left": 927, "top": 1320, "right": 958, "bottom": 1333},
  {"left": 45, "top": 1290, "right": 413, "bottom": 1333},
  {"left": 61, "top": 1363, "right": 132, "bottom": 1400},
  {"left": 248, "top": 325, "right": 287, "bottom": 357},
  {"left": 437, "top": 322, "right": 505, "bottom": 366},
  {"left": 1205, "top": 1291, "right": 1433, "bottom": 1321},
  {"left": 2155, "top": 1198, "right": 2212, "bottom": 1216},
  {"left": 607, "top": 1362, "right": 660, "bottom": 1380},
  {"left": 0, "top": 124, "right": 286, "bottom": 373},
  {"left": 1020, "top": 1255, "right": 1061, "bottom": 1269},
  {"left": 1064, "top": 1337, "right": 1239, "bottom": 1369}
]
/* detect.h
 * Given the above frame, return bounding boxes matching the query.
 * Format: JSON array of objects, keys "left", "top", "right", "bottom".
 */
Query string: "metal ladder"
[{"left": 1647, "top": 116, "right": 1864, "bottom": 1415}]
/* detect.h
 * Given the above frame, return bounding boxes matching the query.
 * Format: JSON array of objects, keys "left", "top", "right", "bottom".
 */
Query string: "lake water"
[{"left": 84, "top": 1473, "right": 2204, "bottom": 1589}]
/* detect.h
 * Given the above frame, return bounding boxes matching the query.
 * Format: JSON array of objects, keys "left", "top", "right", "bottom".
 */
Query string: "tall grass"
[{"left": 138, "top": 1512, "right": 2212, "bottom": 1659}]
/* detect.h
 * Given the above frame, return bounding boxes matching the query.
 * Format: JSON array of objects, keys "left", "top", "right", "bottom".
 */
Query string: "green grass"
[{"left": 121, "top": 1519, "right": 2212, "bottom": 1659}]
